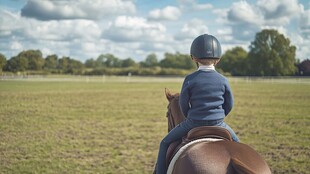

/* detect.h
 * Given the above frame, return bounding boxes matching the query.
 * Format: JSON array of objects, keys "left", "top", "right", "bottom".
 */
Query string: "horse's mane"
[{"left": 165, "top": 89, "right": 185, "bottom": 132}]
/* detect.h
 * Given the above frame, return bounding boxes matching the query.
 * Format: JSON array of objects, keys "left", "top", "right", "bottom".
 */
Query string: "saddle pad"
[{"left": 167, "top": 138, "right": 223, "bottom": 174}]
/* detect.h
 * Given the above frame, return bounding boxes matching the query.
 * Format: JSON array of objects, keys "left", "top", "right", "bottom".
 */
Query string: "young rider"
[{"left": 155, "top": 34, "right": 239, "bottom": 174}]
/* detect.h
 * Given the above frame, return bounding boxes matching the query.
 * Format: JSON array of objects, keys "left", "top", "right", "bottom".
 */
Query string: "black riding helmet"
[{"left": 190, "top": 34, "right": 222, "bottom": 59}]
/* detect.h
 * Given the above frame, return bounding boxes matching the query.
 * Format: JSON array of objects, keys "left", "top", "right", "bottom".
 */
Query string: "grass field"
[{"left": 0, "top": 76, "right": 309, "bottom": 174}]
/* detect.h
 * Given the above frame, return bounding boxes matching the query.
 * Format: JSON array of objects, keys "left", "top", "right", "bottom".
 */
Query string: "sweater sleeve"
[
  {"left": 223, "top": 80, "right": 234, "bottom": 116},
  {"left": 179, "top": 79, "right": 190, "bottom": 117}
]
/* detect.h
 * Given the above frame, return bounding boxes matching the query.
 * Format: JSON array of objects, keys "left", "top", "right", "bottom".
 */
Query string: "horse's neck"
[{"left": 168, "top": 97, "right": 186, "bottom": 131}]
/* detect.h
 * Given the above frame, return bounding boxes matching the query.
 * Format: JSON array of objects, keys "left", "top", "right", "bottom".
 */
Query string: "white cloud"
[
  {"left": 81, "top": 42, "right": 97, "bottom": 53},
  {"left": 103, "top": 16, "right": 169, "bottom": 42},
  {"left": 175, "top": 19, "right": 209, "bottom": 40},
  {"left": 225, "top": 0, "right": 301, "bottom": 42},
  {"left": 148, "top": 6, "right": 181, "bottom": 21},
  {"left": 257, "top": 0, "right": 301, "bottom": 19},
  {"left": 262, "top": 26, "right": 288, "bottom": 36},
  {"left": 0, "top": 8, "right": 102, "bottom": 60},
  {"left": 257, "top": 0, "right": 302, "bottom": 26},
  {"left": 25, "top": 20, "right": 102, "bottom": 41},
  {"left": 221, "top": 0, "right": 308, "bottom": 60},
  {"left": 216, "top": 28, "right": 233, "bottom": 43},
  {"left": 10, "top": 41, "right": 23, "bottom": 50},
  {"left": 178, "top": 0, "right": 213, "bottom": 11},
  {"left": 101, "top": 15, "right": 177, "bottom": 60},
  {"left": 227, "top": 0, "right": 303, "bottom": 27},
  {"left": 290, "top": 32, "right": 310, "bottom": 60},
  {"left": 21, "top": 0, "right": 136, "bottom": 20},
  {"left": 0, "top": 9, "right": 23, "bottom": 36},
  {"left": 217, "top": 28, "right": 232, "bottom": 36},
  {"left": 192, "top": 3, "right": 213, "bottom": 10},
  {"left": 295, "top": 9, "right": 310, "bottom": 59},
  {"left": 228, "top": 1, "right": 263, "bottom": 25},
  {"left": 225, "top": 1, "right": 262, "bottom": 42},
  {"left": 299, "top": 9, "right": 310, "bottom": 39}
]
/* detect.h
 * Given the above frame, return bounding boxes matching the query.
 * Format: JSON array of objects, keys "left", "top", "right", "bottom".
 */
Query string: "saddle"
[{"left": 166, "top": 126, "right": 233, "bottom": 166}]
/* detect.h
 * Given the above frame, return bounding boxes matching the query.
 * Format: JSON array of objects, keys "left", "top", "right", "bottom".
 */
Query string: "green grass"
[{"left": 0, "top": 77, "right": 309, "bottom": 173}]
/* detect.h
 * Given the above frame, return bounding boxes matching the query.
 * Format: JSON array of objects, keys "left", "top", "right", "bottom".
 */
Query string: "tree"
[
  {"left": 18, "top": 50, "right": 45, "bottom": 70},
  {"left": 122, "top": 58, "right": 137, "bottom": 67},
  {"left": 58, "top": 56, "right": 84, "bottom": 74},
  {"left": 95, "top": 54, "right": 107, "bottom": 68},
  {"left": 0, "top": 53, "right": 6, "bottom": 72},
  {"left": 57, "top": 57, "right": 70, "bottom": 72},
  {"left": 85, "top": 58, "right": 96, "bottom": 68},
  {"left": 96, "top": 54, "right": 122, "bottom": 68},
  {"left": 67, "top": 58, "right": 84, "bottom": 74},
  {"left": 104, "top": 54, "right": 122, "bottom": 67},
  {"left": 141, "top": 53, "right": 158, "bottom": 67},
  {"left": 5, "top": 56, "right": 28, "bottom": 72},
  {"left": 44, "top": 54, "right": 58, "bottom": 70},
  {"left": 217, "top": 47, "right": 248, "bottom": 76},
  {"left": 160, "top": 52, "right": 196, "bottom": 69},
  {"left": 248, "top": 29, "right": 297, "bottom": 76},
  {"left": 297, "top": 59, "right": 310, "bottom": 76}
]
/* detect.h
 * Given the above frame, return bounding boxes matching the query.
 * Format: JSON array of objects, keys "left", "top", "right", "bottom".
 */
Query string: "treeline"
[
  {"left": 0, "top": 50, "right": 196, "bottom": 76},
  {"left": 0, "top": 29, "right": 310, "bottom": 76},
  {"left": 83, "top": 52, "right": 196, "bottom": 76}
]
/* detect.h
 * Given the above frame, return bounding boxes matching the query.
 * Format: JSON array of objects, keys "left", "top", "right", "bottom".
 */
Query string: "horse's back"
[{"left": 172, "top": 141, "right": 271, "bottom": 174}]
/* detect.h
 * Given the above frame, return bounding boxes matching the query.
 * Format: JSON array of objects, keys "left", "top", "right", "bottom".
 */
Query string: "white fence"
[
  {"left": 0, "top": 74, "right": 184, "bottom": 83},
  {"left": 229, "top": 76, "right": 310, "bottom": 84},
  {"left": 1, "top": 74, "right": 310, "bottom": 84}
]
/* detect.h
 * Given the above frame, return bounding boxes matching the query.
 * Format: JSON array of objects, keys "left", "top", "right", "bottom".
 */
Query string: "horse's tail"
[{"left": 231, "top": 158, "right": 256, "bottom": 174}]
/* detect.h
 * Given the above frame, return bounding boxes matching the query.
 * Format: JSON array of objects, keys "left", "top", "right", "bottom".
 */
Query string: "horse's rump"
[
  {"left": 167, "top": 138, "right": 223, "bottom": 174},
  {"left": 169, "top": 141, "right": 271, "bottom": 174}
]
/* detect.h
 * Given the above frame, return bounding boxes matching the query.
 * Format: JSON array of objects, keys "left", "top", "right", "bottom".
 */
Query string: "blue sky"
[{"left": 0, "top": 0, "right": 309, "bottom": 62}]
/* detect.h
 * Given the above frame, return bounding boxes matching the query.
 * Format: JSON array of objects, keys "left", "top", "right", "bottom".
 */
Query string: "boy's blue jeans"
[{"left": 155, "top": 118, "right": 239, "bottom": 174}]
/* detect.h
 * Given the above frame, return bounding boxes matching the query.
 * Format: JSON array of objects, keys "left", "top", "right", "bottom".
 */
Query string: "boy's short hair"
[{"left": 195, "top": 58, "right": 219, "bottom": 65}]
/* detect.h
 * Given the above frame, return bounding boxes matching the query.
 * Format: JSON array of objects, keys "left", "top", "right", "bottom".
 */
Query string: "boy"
[{"left": 155, "top": 34, "right": 239, "bottom": 174}]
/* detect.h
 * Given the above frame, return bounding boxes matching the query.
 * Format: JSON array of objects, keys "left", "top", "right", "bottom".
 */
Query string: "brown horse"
[{"left": 164, "top": 89, "right": 271, "bottom": 174}]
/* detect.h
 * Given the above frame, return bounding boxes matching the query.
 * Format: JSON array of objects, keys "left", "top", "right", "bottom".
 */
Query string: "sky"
[{"left": 0, "top": 0, "right": 309, "bottom": 62}]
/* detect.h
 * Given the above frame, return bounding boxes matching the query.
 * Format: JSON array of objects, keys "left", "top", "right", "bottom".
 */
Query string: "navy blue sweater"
[{"left": 179, "top": 70, "right": 233, "bottom": 121}]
